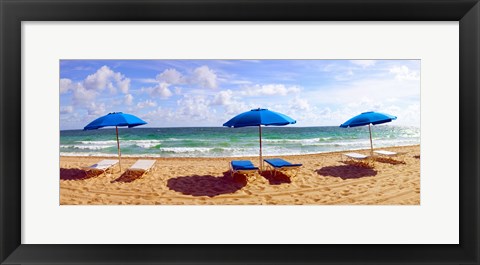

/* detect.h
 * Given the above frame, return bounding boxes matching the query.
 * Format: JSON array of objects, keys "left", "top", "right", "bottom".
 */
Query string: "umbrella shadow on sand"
[
  {"left": 316, "top": 164, "right": 377, "bottom": 180},
  {"left": 60, "top": 168, "right": 101, "bottom": 181},
  {"left": 260, "top": 171, "right": 292, "bottom": 185},
  {"left": 167, "top": 171, "right": 247, "bottom": 197},
  {"left": 111, "top": 171, "right": 145, "bottom": 183}
]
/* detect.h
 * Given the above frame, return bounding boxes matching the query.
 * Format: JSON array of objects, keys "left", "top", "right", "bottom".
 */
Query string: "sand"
[{"left": 60, "top": 145, "right": 420, "bottom": 205}]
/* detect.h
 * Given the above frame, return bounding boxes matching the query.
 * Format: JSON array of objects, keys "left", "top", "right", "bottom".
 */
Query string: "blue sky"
[{"left": 60, "top": 59, "right": 420, "bottom": 130}]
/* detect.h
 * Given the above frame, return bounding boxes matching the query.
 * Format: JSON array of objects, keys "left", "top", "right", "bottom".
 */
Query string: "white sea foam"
[
  {"left": 60, "top": 144, "right": 114, "bottom": 150},
  {"left": 78, "top": 140, "right": 118, "bottom": 145}
]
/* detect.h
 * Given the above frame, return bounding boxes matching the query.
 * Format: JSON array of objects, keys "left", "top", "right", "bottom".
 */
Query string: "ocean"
[{"left": 59, "top": 126, "right": 420, "bottom": 157}]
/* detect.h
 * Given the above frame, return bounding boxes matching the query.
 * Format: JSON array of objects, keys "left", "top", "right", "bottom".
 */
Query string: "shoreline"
[{"left": 60, "top": 144, "right": 420, "bottom": 160}]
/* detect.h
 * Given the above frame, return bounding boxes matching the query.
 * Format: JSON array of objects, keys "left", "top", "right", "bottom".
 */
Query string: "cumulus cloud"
[
  {"left": 60, "top": 78, "right": 73, "bottom": 93},
  {"left": 62, "top": 65, "right": 133, "bottom": 110},
  {"left": 191, "top": 66, "right": 218, "bottom": 89},
  {"left": 72, "top": 83, "right": 97, "bottom": 105},
  {"left": 177, "top": 95, "right": 213, "bottom": 120},
  {"left": 209, "top": 89, "right": 249, "bottom": 115},
  {"left": 211, "top": 90, "right": 233, "bottom": 106},
  {"left": 151, "top": 82, "right": 173, "bottom": 98},
  {"left": 240, "top": 84, "right": 301, "bottom": 96},
  {"left": 136, "top": 99, "right": 157, "bottom": 109},
  {"left": 83, "top": 65, "right": 131, "bottom": 93},
  {"left": 124, "top": 94, "right": 134, "bottom": 105},
  {"left": 290, "top": 97, "right": 311, "bottom": 111},
  {"left": 156, "top": 68, "right": 184, "bottom": 84},
  {"left": 389, "top": 65, "right": 420, "bottom": 81},
  {"left": 117, "top": 78, "right": 130, "bottom": 94},
  {"left": 86, "top": 102, "right": 106, "bottom": 116}
]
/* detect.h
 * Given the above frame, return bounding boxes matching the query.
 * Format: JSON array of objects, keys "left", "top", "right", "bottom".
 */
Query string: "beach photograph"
[{"left": 59, "top": 59, "right": 420, "bottom": 205}]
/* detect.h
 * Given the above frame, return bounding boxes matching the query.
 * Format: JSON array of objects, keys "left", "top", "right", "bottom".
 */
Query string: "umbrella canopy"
[
  {"left": 340, "top": 111, "right": 397, "bottom": 155},
  {"left": 84, "top": 112, "right": 147, "bottom": 130},
  {"left": 84, "top": 112, "right": 147, "bottom": 171},
  {"left": 223, "top": 108, "right": 296, "bottom": 171}
]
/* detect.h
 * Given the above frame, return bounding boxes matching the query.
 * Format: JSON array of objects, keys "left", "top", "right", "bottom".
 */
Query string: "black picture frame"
[{"left": 1, "top": 0, "right": 479, "bottom": 264}]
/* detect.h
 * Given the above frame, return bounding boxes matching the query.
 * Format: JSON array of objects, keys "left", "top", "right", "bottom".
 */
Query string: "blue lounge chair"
[
  {"left": 230, "top": 160, "right": 259, "bottom": 181},
  {"left": 263, "top": 158, "right": 302, "bottom": 179}
]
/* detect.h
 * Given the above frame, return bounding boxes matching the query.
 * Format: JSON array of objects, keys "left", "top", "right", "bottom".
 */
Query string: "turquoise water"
[{"left": 60, "top": 126, "right": 420, "bottom": 157}]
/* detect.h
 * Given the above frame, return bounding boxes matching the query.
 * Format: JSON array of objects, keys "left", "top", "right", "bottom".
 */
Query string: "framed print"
[{"left": 1, "top": 0, "right": 479, "bottom": 264}]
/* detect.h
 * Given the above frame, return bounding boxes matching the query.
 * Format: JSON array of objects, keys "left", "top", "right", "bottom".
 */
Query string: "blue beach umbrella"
[
  {"left": 84, "top": 112, "right": 147, "bottom": 171},
  {"left": 223, "top": 108, "right": 296, "bottom": 171},
  {"left": 340, "top": 111, "right": 397, "bottom": 155}
]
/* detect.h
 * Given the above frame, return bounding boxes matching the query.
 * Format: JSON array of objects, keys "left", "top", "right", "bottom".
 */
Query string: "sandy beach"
[{"left": 59, "top": 145, "right": 420, "bottom": 205}]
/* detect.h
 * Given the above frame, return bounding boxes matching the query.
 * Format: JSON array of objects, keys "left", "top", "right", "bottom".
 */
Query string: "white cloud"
[
  {"left": 136, "top": 99, "right": 157, "bottom": 109},
  {"left": 351, "top": 60, "right": 376, "bottom": 68},
  {"left": 240, "top": 84, "right": 301, "bottom": 96},
  {"left": 211, "top": 90, "right": 233, "bottom": 106},
  {"left": 117, "top": 78, "right": 130, "bottom": 94},
  {"left": 83, "top": 65, "right": 131, "bottom": 94},
  {"left": 209, "top": 89, "right": 250, "bottom": 115},
  {"left": 60, "top": 105, "right": 74, "bottom": 114},
  {"left": 86, "top": 102, "right": 106, "bottom": 116},
  {"left": 72, "top": 83, "right": 97, "bottom": 105},
  {"left": 124, "top": 94, "right": 134, "bottom": 105},
  {"left": 177, "top": 95, "right": 212, "bottom": 119},
  {"left": 290, "top": 97, "right": 311, "bottom": 111},
  {"left": 156, "top": 68, "right": 184, "bottom": 84},
  {"left": 60, "top": 78, "right": 73, "bottom": 93},
  {"left": 136, "top": 78, "right": 158, "bottom": 84},
  {"left": 151, "top": 82, "right": 173, "bottom": 99},
  {"left": 191, "top": 66, "right": 218, "bottom": 89},
  {"left": 223, "top": 102, "right": 249, "bottom": 115},
  {"left": 389, "top": 65, "right": 420, "bottom": 81}
]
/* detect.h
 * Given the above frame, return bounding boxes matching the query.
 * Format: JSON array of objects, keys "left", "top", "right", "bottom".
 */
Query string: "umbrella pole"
[
  {"left": 116, "top": 126, "right": 122, "bottom": 172},
  {"left": 368, "top": 124, "right": 373, "bottom": 156},
  {"left": 259, "top": 125, "right": 263, "bottom": 172}
]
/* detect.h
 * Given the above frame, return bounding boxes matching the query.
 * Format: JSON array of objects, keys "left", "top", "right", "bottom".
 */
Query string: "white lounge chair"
[
  {"left": 374, "top": 150, "right": 397, "bottom": 156},
  {"left": 342, "top": 152, "right": 373, "bottom": 167},
  {"left": 126, "top": 159, "right": 156, "bottom": 178},
  {"left": 374, "top": 150, "right": 406, "bottom": 163},
  {"left": 343, "top": 152, "right": 369, "bottom": 160},
  {"left": 82, "top": 159, "right": 119, "bottom": 176}
]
